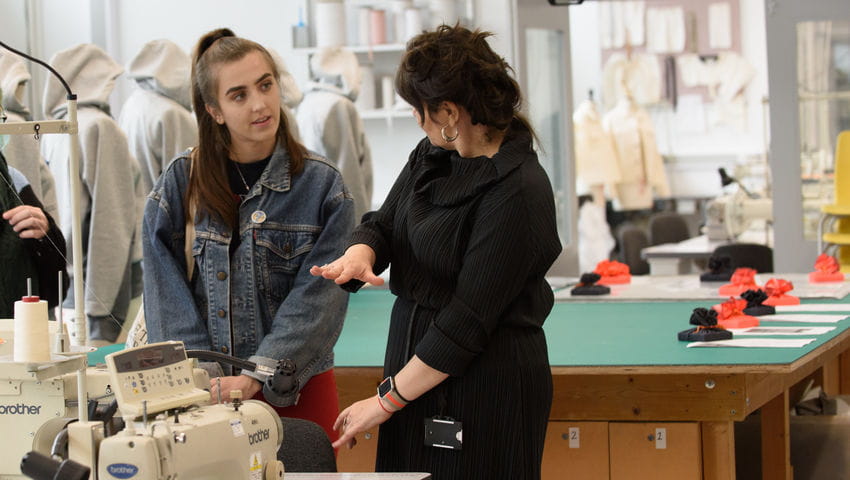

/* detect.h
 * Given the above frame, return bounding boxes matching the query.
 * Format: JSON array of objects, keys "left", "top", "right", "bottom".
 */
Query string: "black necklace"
[{"left": 234, "top": 162, "right": 250, "bottom": 200}]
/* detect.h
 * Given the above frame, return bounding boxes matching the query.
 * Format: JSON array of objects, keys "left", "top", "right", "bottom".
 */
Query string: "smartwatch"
[{"left": 377, "top": 376, "right": 409, "bottom": 411}]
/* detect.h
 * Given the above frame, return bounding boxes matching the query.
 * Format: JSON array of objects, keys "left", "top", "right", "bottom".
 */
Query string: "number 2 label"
[
  {"left": 655, "top": 428, "right": 667, "bottom": 449},
  {"left": 569, "top": 427, "right": 580, "bottom": 448}
]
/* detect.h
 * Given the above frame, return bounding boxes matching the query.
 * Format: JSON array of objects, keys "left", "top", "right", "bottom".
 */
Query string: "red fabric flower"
[
  {"left": 765, "top": 278, "right": 793, "bottom": 297},
  {"left": 718, "top": 297, "right": 747, "bottom": 320},
  {"left": 814, "top": 253, "right": 840, "bottom": 274},
  {"left": 594, "top": 260, "right": 630, "bottom": 277},
  {"left": 730, "top": 268, "right": 757, "bottom": 286}
]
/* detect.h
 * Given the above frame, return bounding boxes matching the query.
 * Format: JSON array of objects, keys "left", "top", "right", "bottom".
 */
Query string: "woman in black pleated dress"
[{"left": 310, "top": 24, "right": 562, "bottom": 480}]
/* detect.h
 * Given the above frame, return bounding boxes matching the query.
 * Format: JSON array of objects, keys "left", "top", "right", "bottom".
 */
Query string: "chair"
[
  {"left": 712, "top": 243, "right": 774, "bottom": 273},
  {"left": 617, "top": 224, "right": 650, "bottom": 275},
  {"left": 648, "top": 212, "right": 691, "bottom": 246},
  {"left": 277, "top": 417, "right": 337, "bottom": 472},
  {"left": 819, "top": 131, "right": 850, "bottom": 272}
]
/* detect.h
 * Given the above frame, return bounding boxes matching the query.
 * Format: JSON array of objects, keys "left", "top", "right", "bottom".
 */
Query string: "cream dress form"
[
  {"left": 603, "top": 96, "right": 670, "bottom": 211},
  {"left": 573, "top": 98, "right": 620, "bottom": 272}
]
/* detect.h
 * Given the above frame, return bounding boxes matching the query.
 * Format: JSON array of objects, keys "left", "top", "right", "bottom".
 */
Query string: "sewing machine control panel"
[{"left": 106, "top": 341, "right": 209, "bottom": 416}]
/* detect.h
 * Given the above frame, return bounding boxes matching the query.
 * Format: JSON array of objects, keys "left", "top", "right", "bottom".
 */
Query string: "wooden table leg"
[
  {"left": 840, "top": 351, "right": 850, "bottom": 394},
  {"left": 821, "top": 357, "right": 841, "bottom": 395},
  {"left": 701, "top": 421, "right": 735, "bottom": 480},
  {"left": 760, "top": 390, "right": 792, "bottom": 480}
]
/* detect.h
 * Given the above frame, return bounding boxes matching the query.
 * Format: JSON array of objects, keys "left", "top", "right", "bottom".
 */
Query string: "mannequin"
[
  {"left": 603, "top": 94, "right": 670, "bottom": 211},
  {"left": 296, "top": 47, "right": 373, "bottom": 220},
  {"left": 119, "top": 39, "right": 198, "bottom": 195},
  {"left": 0, "top": 50, "right": 59, "bottom": 222},
  {"left": 41, "top": 44, "right": 144, "bottom": 344},
  {"left": 573, "top": 92, "right": 620, "bottom": 271},
  {"left": 268, "top": 48, "right": 304, "bottom": 141}
]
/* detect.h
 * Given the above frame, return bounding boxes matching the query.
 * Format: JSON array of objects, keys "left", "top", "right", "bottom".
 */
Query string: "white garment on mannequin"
[
  {"left": 603, "top": 98, "right": 670, "bottom": 211},
  {"left": 573, "top": 99, "right": 621, "bottom": 198},
  {"left": 578, "top": 200, "right": 616, "bottom": 273}
]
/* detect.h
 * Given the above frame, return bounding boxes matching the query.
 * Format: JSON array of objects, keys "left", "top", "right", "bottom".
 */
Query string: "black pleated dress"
[{"left": 347, "top": 122, "right": 562, "bottom": 480}]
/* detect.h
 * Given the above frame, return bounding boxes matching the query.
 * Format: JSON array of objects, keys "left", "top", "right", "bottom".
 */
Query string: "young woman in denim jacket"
[{"left": 142, "top": 29, "right": 354, "bottom": 443}]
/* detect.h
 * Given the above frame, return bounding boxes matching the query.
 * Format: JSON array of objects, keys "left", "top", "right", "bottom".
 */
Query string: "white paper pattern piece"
[
  {"left": 728, "top": 326, "right": 835, "bottom": 336},
  {"left": 776, "top": 304, "right": 850, "bottom": 313},
  {"left": 758, "top": 314, "right": 847, "bottom": 324},
  {"left": 708, "top": 3, "right": 732, "bottom": 49},
  {"left": 688, "top": 338, "right": 816, "bottom": 348}
]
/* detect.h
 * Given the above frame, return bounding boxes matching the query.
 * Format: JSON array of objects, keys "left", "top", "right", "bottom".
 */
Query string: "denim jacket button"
[
  {"left": 220, "top": 346, "right": 229, "bottom": 354},
  {"left": 217, "top": 309, "right": 226, "bottom": 318},
  {"left": 251, "top": 210, "right": 267, "bottom": 223},
  {"left": 217, "top": 271, "right": 227, "bottom": 281}
]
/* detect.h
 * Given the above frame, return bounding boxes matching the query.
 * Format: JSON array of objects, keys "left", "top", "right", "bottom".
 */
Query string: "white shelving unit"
[
  {"left": 360, "top": 108, "right": 413, "bottom": 120},
  {"left": 294, "top": 40, "right": 412, "bottom": 123},
  {"left": 293, "top": 43, "right": 406, "bottom": 55}
]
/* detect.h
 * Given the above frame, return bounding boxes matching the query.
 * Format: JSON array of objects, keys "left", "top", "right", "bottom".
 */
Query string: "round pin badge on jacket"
[{"left": 251, "top": 210, "right": 267, "bottom": 224}]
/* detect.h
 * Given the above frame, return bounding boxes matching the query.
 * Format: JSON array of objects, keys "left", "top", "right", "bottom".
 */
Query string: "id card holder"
[{"left": 424, "top": 417, "right": 462, "bottom": 450}]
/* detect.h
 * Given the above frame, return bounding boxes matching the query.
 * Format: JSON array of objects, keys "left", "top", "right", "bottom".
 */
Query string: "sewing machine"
[
  {"left": 705, "top": 168, "right": 773, "bottom": 241},
  {"left": 705, "top": 190, "right": 773, "bottom": 241},
  {"left": 3, "top": 341, "right": 286, "bottom": 480}
]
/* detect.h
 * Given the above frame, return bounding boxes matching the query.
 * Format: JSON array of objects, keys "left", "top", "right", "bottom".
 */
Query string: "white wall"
[{"left": 567, "top": 3, "right": 602, "bottom": 108}]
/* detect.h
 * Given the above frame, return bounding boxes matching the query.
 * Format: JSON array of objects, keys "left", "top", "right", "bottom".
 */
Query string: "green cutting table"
[{"left": 335, "top": 288, "right": 850, "bottom": 479}]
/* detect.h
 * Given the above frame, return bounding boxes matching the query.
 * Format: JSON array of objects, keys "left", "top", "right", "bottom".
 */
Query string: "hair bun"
[{"left": 197, "top": 28, "right": 236, "bottom": 60}]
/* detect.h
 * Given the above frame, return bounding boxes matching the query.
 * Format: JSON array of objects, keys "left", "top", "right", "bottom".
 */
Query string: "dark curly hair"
[{"left": 395, "top": 24, "right": 536, "bottom": 142}]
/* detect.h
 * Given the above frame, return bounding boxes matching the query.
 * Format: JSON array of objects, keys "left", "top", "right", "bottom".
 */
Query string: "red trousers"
[{"left": 253, "top": 369, "right": 340, "bottom": 445}]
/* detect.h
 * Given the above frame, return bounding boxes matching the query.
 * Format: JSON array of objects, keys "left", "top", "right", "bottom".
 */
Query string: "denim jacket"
[{"left": 142, "top": 143, "right": 353, "bottom": 406}]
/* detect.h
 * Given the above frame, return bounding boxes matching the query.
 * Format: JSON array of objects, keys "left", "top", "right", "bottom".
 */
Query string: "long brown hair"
[
  {"left": 188, "top": 28, "right": 305, "bottom": 228},
  {"left": 395, "top": 24, "right": 537, "bottom": 143}
]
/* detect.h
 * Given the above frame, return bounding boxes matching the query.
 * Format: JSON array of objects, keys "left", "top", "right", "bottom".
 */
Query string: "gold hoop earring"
[{"left": 441, "top": 125, "right": 459, "bottom": 142}]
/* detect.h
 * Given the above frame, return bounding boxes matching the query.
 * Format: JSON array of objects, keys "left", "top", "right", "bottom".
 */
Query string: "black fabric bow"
[
  {"left": 741, "top": 289, "right": 768, "bottom": 308},
  {"left": 689, "top": 307, "right": 719, "bottom": 327},
  {"left": 707, "top": 255, "right": 733, "bottom": 273}
]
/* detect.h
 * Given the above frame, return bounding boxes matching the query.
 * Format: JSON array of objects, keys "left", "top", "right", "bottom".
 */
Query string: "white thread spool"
[
  {"left": 429, "top": 0, "right": 458, "bottom": 29},
  {"left": 355, "top": 65, "right": 377, "bottom": 111},
  {"left": 14, "top": 295, "right": 50, "bottom": 363},
  {"left": 381, "top": 76, "right": 395, "bottom": 110},
  {"left": 404, "top": 8, "right": 423, "bottom": 42},
  {"left": 389, "top": 0, "right": 412, "bottom": 44},
  {"left": 315, "top": 0, "right": 346, "bottom": 47},
  {"left": 357, "top": 7, "right": 372, "bottom": 46}
]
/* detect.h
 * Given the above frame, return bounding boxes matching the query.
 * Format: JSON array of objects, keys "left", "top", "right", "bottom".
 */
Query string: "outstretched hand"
[
  {"left": 309, "top": 244, "right": 384, "bottom": 286},
  {"left": 333, "top": 395, "right": 393, "bottom": 449}
]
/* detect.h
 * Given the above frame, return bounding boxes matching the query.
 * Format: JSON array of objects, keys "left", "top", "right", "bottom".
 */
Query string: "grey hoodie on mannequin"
[
  {"left": 119, "top": 39, "right": 198, "bottom": 195},
  {"left": 296, "top": 47, "right": 373, "bottom": 220},
  {"left": 0, "top": 51, "right": 59, "bottom": 221},
  {"left": 41, "top": 43, "right": 144, "bottom": 342}
]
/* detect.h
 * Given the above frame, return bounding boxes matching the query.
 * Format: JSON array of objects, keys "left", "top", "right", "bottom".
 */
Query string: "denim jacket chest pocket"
[{"left": 253, "top": 224, "right": 319, "bottom": 306}]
